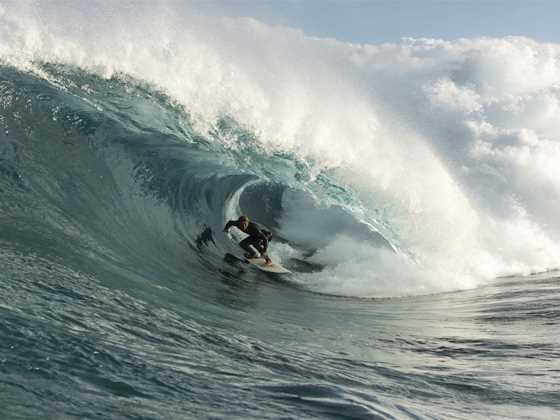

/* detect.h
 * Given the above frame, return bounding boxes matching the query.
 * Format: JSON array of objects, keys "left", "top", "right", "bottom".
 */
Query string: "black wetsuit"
[{"left": 224, "top": 220, "right": 270, "bottom": 257}]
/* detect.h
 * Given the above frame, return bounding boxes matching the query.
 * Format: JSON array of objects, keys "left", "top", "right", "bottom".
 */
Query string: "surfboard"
[
  {"left": 246, "top": 257, "right": 291, "bottom": 273},
  {"left": 224, "top": 253, "right": 290, "bottom": 274}
]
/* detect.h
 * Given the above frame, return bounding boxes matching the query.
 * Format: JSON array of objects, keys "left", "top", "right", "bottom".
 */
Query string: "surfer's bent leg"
[{"left": 239, "top": 236, "right": 259, "bottom": 257}]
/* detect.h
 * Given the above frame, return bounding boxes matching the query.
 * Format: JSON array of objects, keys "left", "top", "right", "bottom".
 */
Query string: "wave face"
[{"left": 1, "top": 2, "right": 560, "bottom": 419}]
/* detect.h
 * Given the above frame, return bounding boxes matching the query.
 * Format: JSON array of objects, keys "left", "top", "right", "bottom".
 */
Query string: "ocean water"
[{"left": 1, "top": 2, "right": 560, "bottom": 419}]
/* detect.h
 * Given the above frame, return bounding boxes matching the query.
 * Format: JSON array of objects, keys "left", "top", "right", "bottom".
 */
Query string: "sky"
[{"left": 195, "top": 0, "right": 560, "bottom": 44}]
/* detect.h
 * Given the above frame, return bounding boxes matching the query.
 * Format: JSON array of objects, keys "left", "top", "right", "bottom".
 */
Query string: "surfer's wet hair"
[{"left": 238, "top": 215, "right": 249, "bottom": 223}]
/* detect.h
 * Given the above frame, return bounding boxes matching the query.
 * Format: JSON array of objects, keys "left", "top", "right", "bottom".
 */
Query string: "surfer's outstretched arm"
[
  {"left": 224, "top": 215, "right": 250, "bottom": 233},
  {"left": 223, "top": 220, "right": 236, "bottom": 232}
]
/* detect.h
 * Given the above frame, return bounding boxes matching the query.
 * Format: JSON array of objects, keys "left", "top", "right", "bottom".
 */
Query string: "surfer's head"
[{"left": 238, "top": 215, "right": 249, "bottom": 229}]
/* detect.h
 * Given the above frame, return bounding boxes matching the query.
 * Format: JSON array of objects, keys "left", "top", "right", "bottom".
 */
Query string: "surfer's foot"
[{"left": 244, "top": 253, "right": 258, "bottom": 259}]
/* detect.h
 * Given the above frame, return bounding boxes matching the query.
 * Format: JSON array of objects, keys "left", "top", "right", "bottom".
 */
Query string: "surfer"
[{"left": 223, "top": 216, "right": 273, "bottom": 265}]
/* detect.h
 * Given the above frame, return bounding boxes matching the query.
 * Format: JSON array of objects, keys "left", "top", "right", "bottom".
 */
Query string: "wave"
[{"left": 1, "top": 2, "right": 560, "bottom": 298}]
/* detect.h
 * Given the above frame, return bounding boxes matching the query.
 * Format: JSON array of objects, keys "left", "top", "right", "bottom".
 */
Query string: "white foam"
[{"left": 291, "top": 235, "right": 477, "bottom": 298}]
